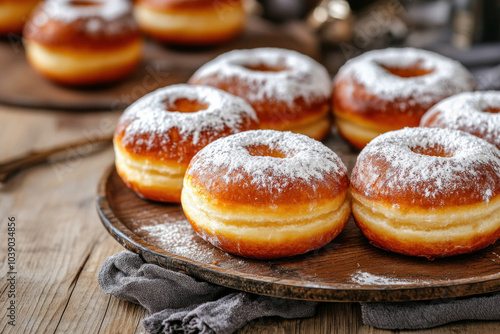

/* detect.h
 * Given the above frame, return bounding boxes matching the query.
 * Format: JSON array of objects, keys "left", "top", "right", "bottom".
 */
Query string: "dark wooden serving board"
[
  {"left": 96, "top": 132, "right": 500, "bottom": 302},
  {"left": 0, "top": 17, "right": 318, "bottom": 111}
]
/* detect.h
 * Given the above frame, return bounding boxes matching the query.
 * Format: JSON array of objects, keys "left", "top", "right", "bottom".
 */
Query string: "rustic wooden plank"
[
  {"left": 55, "top": 233, "right": 146, "bottom": 334},
  {"left": 237, "top": 302, "right": 362, "bottom": 333},
  {"left": 98, "top": 294, "right": 147, "bottom": 334},
  {"left": 400, "top": 321, "right": 500, "bottom": 334},
  {"left": 1, "top": 160, "right": 113, "bottom": 333},
  {"left": 0, "top": 107, "right": 124, "bottom": 333}
]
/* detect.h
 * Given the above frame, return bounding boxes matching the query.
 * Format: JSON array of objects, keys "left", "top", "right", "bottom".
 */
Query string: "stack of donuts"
[{"left": 113, "top": 45, "right": 500, "bottom": 260}]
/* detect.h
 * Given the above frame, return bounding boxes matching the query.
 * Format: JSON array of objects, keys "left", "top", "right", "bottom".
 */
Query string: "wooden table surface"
[{"left": 1, "top": 105, "right": 499, "bottom": 334}]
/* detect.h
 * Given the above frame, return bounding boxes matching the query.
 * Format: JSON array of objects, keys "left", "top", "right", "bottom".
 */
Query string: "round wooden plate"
[
  {"left": 97, "top": 133, "right": 500, "bottom": 302},
  {"left": 0, "top": 18, "right": 318, "bottom": 111}
]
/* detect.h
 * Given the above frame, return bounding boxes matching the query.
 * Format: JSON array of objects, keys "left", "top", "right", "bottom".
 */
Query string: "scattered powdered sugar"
[
  {"left": 187, "top": 130, "right": 347, "bottom": 198},
  {"left": 351, "top": 270, "right": 422, "bottom": 285},
  {"left": 32, "top": 0, "right": 134, "bottom": 33},
  {"left": 352, "top": 127, "right": 500, "bottom": 206},
  {"left": 120, "top": 84, "right": 257, "bottom": 149},
  {"left": 137, "top": 219, "right": 236, "bottom": 264},
  {"left": 335, "top": 47, "right": 475, "bottom": 105},
  {"left": 421, "top": 91, "right": 500, "bottom": 149},
  {"left": 190, "top": 48, "right": 331, "bottom": 106}
]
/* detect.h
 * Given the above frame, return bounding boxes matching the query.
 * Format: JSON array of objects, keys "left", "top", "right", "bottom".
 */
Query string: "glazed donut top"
[
  {"left": 186, "top": 130, "right": 349, "bottom": 205},
  {"left": 25, "top": 0, "right": 139, "bottom": 49},
  {"left": 335, "top": 48, "right": 476, "bottom": 110},
  {"left": 116, "top": 84, "right": 258, "bottom": 161},
  {"left": 190, "top": 48, "right": 331, "bottom": 107},
  {"left": 421, "top": 91, "right": 500, "bottom": 149},
  {"left": 351, "top": 127, "right": 500, "bottom": 208}
]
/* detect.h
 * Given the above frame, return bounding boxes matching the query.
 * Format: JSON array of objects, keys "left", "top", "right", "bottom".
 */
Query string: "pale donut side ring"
[
  {"left": 134, "top": 0, "right": 245, "bottom": 45},
  {"left": 350, "top": 127, "right": 500, "bottom": 258},
  {"left": 421, "top": 91, "right": 500, "bottom": 150},
  {"left": 114, "top": 84, "right": 259, "bottom": 203},
  {"left": 181, "top": 130, "right": 350, "bottom": 259}
]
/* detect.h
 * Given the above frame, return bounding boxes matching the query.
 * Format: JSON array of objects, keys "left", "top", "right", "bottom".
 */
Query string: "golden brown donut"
[
  {"left": 114, "top": 84, "right": 259, "bottom": 203},
  {"left": 134, "top": 0, "right": 245, "bottom": 45},
  {"left": 350, "top": 127, "right": 500, "bottom": 259},
  {"left": 421, "top": 91, "right": 500, "bottom": 150},
  {"left": 189, "top": 48, "right": 333, "bottom": 140},
  {"left": 0, "top": 0, "right": 40, "bottom": 35},
  {"left": 23, "top": 0, "right": 142, "bottom": 86},
  {"left": 181, "top": 130, "right": 351, "bottom": 259},
  {"left": 333, "top": 48, "right": 476, "bottom": 149}
]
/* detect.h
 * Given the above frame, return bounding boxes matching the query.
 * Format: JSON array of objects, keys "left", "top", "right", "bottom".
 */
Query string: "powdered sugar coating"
[
  {"left": 335, "top": 48, "right": 475, "bottom": 107},
  {"left": 421, "top": 91, "right": 500, "bottom": 149},
  {"left": 119, "top": 84, "right": 258, "bottom": 151},
  {"left": 186, "top": 130, "right": 348, "bottom": 203},
  {"left": 31, "top": 0, "right": 135, "bottom": 34},
  {"left": 351, "top": 127, "right": 500, "bottom": 207},
  {"left": 190, "top": 48, "right": 331, "bottom": 106}
]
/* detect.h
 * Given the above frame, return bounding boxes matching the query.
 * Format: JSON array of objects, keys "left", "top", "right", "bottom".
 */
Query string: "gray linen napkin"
[
  {"left": 98, "top": 250, "right": 500, "bottom": 332},
  {"left": 361, "top": 293, "right": 500, "bottom": 330},
  {"left": 97, "top": 251, "right": 317, "bottom": 334}
]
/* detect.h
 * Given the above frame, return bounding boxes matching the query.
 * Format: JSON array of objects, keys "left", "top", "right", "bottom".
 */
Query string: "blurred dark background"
[{"left": 256, "top": 0, "right": 500, "bottom": 89}]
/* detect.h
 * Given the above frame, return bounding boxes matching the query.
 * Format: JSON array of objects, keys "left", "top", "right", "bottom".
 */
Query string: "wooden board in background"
[{"left": 0, "top": 17, "right": 319, "bottom": 111}]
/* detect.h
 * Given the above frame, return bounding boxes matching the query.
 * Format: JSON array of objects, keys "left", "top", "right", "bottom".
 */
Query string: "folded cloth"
[
  {"left": 98, "top": 251, "right": 318, "bottom": 334},
  {"left": 361, "top": 293, "right": 500, "bottom": 330},
  {"left": 143, "top": 292, "right": 317, "bottom": 334}
]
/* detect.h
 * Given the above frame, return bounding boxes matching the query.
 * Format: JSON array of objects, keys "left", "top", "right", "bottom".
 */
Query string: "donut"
[
  {"left": 421, "top": 91, "right": 500, "bottom": 150},
  {"left": 0, "top": 0, "right": 40, "bottom": 35},
  {"left": 333, "top": 48, "right": 476, "bottom": 149},
  {"left": 181, "top": 130, "right": 350, "bottom": 259},
  {"left": 23, "top": 0, "right": 142, "bottom": 86},
  {"left": 189, "top": 48, "right": 333, "bottom": 141},
  {"left": 134, "top": 0, "right": 245, "bottom": 45},
  {"left": 114, "top": 84, "right": 259, "bottom": 203},
  {"left": 350, "top": 127, "right": 500, "bottom": 259}
]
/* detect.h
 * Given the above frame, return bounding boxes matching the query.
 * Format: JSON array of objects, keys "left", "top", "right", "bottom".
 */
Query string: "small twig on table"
[{"left": 0, "top": 135, "right": 114, "bottom": 183}]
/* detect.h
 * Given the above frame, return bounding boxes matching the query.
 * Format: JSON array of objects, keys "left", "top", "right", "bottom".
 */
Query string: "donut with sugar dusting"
[
  {"left": 114, "top": 84, "right": 259, "bottom": 203},
  {"left": 421, "top": 91, "right": 500, "bottom": 150},
  {"left": 0, "top": 0, "right": 40, "bottom": 35},
  {"left": 134, "top": 0, "right": 245, "bottom": 45},
  {"left": 189, "top": 48, "right": 333, "bottom": 140},
  {"left": 23, "top": 0, "right": 142, "bottom": 86},
  {"left": 333, "top": 48, "right": 476, "bottom": 149},
  {"left": 181, "top": 130, "right": 350, "bottom": 259},
  {"left": 350, "top": 127, "right": 500, "bottom": 259}
]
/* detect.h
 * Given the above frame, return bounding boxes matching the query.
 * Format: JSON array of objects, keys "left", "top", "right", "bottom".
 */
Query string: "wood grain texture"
[
  {"left": 0, "top": 17, "right": 318, "bottom": 111},
  {"left": 0, "top": 106, "right": 144, "bottom": 334},
  {"left": 97, "top": 137, "right": 500, "bottom": 303},
  {"left": 0, "top": 106, "right": 499, "bottom": 333}
]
